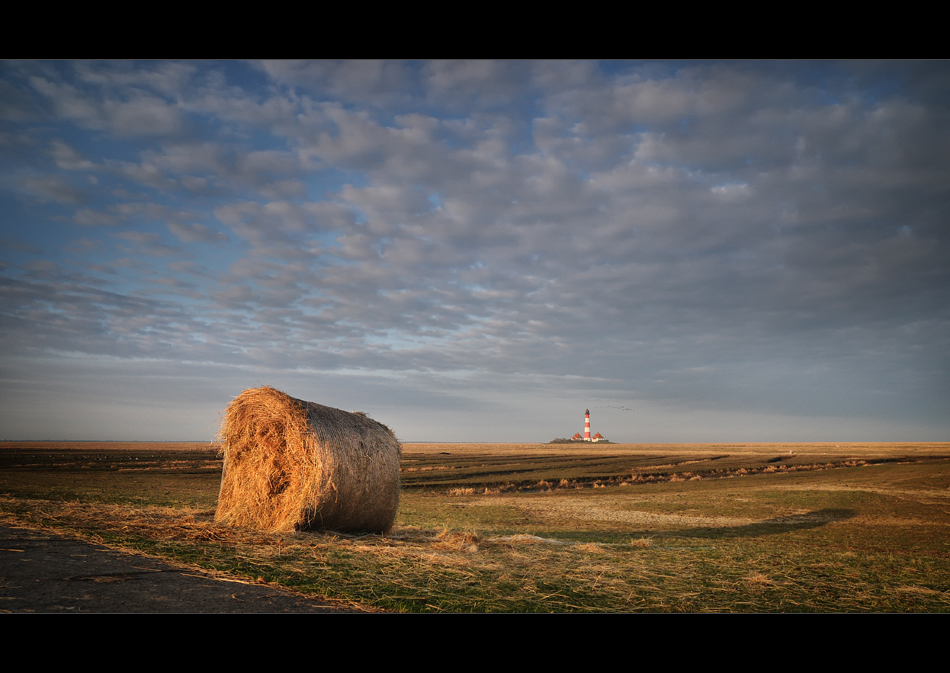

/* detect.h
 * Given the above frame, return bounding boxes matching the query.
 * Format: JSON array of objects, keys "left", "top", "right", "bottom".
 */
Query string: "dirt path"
[{"left": 0, "top": 526, "right": 367, "bottom": 613}]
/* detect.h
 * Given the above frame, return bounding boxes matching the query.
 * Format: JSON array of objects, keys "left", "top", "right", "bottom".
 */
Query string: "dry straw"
[{"left": 215, "top": 386, "right": 401, "bottom": 534}]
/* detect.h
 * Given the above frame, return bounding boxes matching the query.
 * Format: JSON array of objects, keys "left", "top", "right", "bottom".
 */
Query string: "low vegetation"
[{"left": 2, "top": 441, "right": 949, "bottom": 612}]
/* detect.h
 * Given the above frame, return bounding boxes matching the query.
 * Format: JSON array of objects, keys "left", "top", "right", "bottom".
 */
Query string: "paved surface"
[{"left": 0, "top": 526, "right": 362, "bottom": 613}]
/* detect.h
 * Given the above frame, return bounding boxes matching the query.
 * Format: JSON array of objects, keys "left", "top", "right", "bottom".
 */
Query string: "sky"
[{"left": 1, "top": 60, "right": 948, "bottom": 443}]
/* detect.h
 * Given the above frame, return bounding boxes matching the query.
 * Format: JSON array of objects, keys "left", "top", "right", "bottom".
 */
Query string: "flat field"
[{"left": 2, "top": 441, "right": 949, "bottom": 612}]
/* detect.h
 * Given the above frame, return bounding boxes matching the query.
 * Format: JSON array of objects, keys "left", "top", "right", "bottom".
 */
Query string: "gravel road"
[{"left": 0, "top": 526, "right": 366, "bottom": 613}]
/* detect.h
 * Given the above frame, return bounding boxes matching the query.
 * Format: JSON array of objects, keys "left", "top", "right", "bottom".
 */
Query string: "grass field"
[{"left": 2, "top": 441, "right": 949, "bottom": 612}]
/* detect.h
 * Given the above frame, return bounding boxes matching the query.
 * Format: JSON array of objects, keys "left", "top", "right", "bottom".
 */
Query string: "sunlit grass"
[{"left": 2, "top": 442, "right": 949, "bottom": 612}]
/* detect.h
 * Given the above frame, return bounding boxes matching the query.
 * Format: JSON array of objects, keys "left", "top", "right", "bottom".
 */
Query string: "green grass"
[{"left": 2, "top": 442, "right": 949, "bottom": 612}]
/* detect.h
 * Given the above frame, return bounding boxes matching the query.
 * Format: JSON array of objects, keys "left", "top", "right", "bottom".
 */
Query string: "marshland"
[{"left": 2, "top": 441, "right": 949, "bottom": 612}]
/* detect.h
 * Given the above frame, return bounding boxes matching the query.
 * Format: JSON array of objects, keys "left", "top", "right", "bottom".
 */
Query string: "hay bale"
[{"left": 215, "top": 386, "right": 401, "bottom": 534}]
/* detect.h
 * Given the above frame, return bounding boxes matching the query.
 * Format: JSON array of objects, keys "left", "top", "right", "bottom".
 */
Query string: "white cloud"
[{"left": 167, "top": 221, "right": 228, "bottom": 243}]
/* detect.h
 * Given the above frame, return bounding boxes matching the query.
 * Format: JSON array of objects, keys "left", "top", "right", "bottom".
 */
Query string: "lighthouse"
[{"left": 585, "top": 409, "right": 591, "bottom": 441}]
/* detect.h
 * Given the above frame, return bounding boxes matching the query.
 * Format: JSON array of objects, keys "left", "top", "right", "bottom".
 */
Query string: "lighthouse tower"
[{"left": 585, "top": 409, "right": 591, "bottom": 441}]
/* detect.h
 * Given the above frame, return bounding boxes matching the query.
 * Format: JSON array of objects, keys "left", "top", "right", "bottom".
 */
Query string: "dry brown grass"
[
  {"left": 744, "top": 572, "right": 775, "bottom": 590},
  {"left": 575, "top": 543, "right": 606, "bottom": 554},
  {"left": 435, "top": 529, "right": 481, "bottom": 553},
  {"left": 215, "top": 386, "right": 400, "bottom": 534},
  {"left": 5, "top": 441, "right": 950, "bottom": 612}
]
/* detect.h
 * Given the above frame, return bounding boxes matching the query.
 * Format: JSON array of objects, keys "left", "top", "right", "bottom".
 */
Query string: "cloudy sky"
[{"left": 1, "top": 60, "right": 947, "bottom": 442}]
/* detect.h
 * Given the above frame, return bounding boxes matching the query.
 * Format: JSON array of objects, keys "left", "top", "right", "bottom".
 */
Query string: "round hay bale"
[{"left": 215, "top": 386, "right": 401, "bottom": 534}]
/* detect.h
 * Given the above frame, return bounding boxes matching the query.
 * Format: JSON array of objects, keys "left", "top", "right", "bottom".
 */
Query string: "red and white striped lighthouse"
[{"left": 584, "top": 409, "right": 591, "bottom": 441}]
